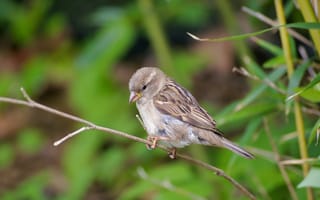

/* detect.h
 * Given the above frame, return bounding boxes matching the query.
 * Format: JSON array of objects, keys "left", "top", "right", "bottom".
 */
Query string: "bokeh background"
[{"left": 0, "top": 0, "right": 319, "bottom": 199}]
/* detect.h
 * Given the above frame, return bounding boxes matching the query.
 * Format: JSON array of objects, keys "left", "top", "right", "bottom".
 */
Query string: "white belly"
[
  {"left": 137, "top": 100, "right": 161, "bottom": 135},
  {"left": 136, "top": 99, "right": 196, "bottom": 148}
]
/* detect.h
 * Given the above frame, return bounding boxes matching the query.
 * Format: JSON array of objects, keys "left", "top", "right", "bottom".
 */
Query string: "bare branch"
[
  {"left": 0, "top": 88, "right": 256, "bottom": 200},
  {"left": 186, "top": 32, "right": 209, "bottom": 41},
  {"left": 232, "top": 67, "right": 286, "bottom": 94},
  {"left": 54, "top": 126, "right": 94, "bottom": 146},
  {"left": 280, "top": 158, "right": 319, "bottom": 166},
  {"left": 242, "top": 6, "right": 313, "bottom": 47}
]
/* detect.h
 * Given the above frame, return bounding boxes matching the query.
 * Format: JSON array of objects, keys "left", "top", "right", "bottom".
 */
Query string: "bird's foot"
[
  {"left": 146, "top": 136, "right": 169, "bottom": 149},
  {"left": 168, "top": 148, "right": 177, "bottom": 159}
]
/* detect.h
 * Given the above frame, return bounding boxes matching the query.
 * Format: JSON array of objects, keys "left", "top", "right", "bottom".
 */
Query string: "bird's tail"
[{"left": 221, "top": 138, "right": 254, "bottom": 159}]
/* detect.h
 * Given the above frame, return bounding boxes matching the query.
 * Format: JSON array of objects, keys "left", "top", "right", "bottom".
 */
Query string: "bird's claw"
[
  {"left": 146, "top": 136, "right": 159, "bottom": 149},
  {"left": 146, "top": 136, "right": 176, "bottom": 159},
  {"left": 168, "top": 148, "right": 176, "bottom": 159}
]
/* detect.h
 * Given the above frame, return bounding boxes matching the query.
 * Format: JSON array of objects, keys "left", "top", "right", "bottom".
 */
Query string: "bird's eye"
[{"left": 142, "top": 85, "right": 147, "bottom": 90}]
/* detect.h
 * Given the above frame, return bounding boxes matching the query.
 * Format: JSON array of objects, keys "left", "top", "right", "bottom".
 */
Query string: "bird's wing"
[{"left": 153, "top": 79, "right": 220, "bottom": 133}]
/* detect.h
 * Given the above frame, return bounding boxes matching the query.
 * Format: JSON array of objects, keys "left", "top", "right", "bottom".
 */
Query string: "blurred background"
[{"left": 0, "top": 0, "right": 319, "bottom": 199}]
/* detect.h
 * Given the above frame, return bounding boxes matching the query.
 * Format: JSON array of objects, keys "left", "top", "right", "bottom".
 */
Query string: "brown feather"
[{"left": 154, "top": 79, "right": 221, "bottom": 135}]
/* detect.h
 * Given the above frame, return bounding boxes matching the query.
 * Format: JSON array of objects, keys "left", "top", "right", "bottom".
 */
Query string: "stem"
[
  {"left": 138, "top": 0, "right": 173, "bottom": 73},
  {"left": 296, "top": 0, "right": 320, "bottom": 56},
  {"left": 274, "top": 1, "right": 313, "bottom": 199}
]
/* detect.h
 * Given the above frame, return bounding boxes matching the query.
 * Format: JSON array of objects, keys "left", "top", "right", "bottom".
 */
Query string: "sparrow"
[{"left": 129, "top": 67, "right": 254, "bottom": 159}]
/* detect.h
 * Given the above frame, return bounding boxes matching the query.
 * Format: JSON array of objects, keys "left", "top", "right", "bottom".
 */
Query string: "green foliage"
[
  {"left": 0, "top": 0, "right": 320, "bottom": 200},
  {"left": 0, "top": 143, "right": 14, "bottom": 169},
  {"left": 3, "top": 0, "right": 52, "bottom": 45},
  {"left": 2, "top": 172, "right": 49, "bottom": 200},
  {"left": 17, "top": 128, "right": 46, "bottom": 154},
  {"left": 298, "top": 167, "right": 320, "bottom": 188}
]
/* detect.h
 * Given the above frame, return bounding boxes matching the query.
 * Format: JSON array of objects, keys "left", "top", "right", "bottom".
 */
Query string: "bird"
[{"left": 129, "top": 67, "right": 254, "bottom": 159}]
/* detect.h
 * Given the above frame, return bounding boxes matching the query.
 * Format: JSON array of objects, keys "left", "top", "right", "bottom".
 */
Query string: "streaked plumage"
[{"left": 129, "top": 67, "right": 254, "bottom": 159}]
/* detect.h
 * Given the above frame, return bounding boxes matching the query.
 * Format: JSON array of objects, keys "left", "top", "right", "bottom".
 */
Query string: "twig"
[
  {"left": 242, "top": 6, "right": 313, "bottom": 47},
  {"left": 186, "top": 32, "right": 209, "bottom": 41},
  {"left": 301, "top": 107, "right": 320, "bottom": 117},
  {"left": 232, "top": 67, "right": 286, "bottom": 94},
  {"left": 0, "top": 88, "right": 256, "bottom": 200},
  {"left": 263, "top": 118, "right": 299, "bottom": 200},
  {"left": 136, "top": 114, "right": 147, "bottom": 131},
  {"left": 280, "top": 158, "right": 319, "bottom": 166},
  {"left": 54, "top": 126, "right": 94, "bottom": 146}
]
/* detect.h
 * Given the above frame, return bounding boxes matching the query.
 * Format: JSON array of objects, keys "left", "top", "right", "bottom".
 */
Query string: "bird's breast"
[{"left": 136, "top": 100, "right": 161, "bottom": 135}]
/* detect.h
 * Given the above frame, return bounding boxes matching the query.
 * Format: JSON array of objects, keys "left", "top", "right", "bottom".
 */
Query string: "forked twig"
[{"left": 0, "top": 88, "right": 256, "bottom": 200}]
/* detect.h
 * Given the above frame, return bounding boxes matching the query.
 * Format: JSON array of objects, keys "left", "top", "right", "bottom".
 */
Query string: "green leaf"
[
  {"left": 298, "top": 167, "right": 320, "bottom": 188},
  {"left": 253, "top": 37, "right": 283, "bottom": 56},
  {"left": 242, "top": 56, "right": 267, "bottom": 79},
  {"left": 235, "top": 67, "right": 286, "bottom": 111},
  {"left": 219, "top": 102, "right": 277, "bottom": 126},
  {"left": 226, "top": 118, "right": 261, "bottom": 172},
  {"left": 75, "top": 14, "right": 135, "bottom": 72},
  {"left": 263, "top": 56, "right": 285, "bottom": 68},
  {"left": 308, "top": 118, "right": 320, "bottom": 145},
  {"left": 300, "top": 87, "right": 320, "bottom": 103},
  {"left": 287, "top": 73, "right": 320, "bottom": 101},
  {"left": 287, "top": 61, "right": 311, "bottom": 96},
  {"left": 285, "top": 60, "right": 311, "bottom": 114},
  {"left": 188, "top": 22, "right": 320, "bottom": 43}
]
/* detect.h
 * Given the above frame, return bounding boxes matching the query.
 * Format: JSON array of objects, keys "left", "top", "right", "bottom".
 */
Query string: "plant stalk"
[
  {"left": 138, "top": 0, "right": 173, "bottom": 73},
  {"left": 296, "top": 0, "right": 320, "bottom": 56},
  {"left": 274, "top": 0, "right": 313, "bottom": 199}
]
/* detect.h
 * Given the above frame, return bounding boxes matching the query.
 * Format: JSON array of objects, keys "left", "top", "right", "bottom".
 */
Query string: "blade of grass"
[
  {"left": 187, "top": 22, "right": 320, "bottom": 43},
  {"left": 308, "top": 118, "right": 320, "bottom": 145},
  {"left": 235, "top": 67, "right": 286, "bottom": 111},
  {"left": 251, "top": 37, "right": 283, "bottom": 56},
  {"left": 285, "top": 60, "right": 311, "bottom": 114},
  {"left": 287, "top": 73, "right": 320, "bottom": 101}
]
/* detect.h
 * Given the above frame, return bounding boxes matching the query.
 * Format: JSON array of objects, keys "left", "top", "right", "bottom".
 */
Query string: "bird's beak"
[{"left": 129, "top": 91, "right": 142, "bottom": 103}]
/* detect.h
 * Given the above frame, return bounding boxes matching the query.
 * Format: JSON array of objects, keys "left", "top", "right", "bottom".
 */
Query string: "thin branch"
[
  {"left": 302, "top": 107, "right": 320, "bottom": 117},
  {"left": 280, "top": 158, "right": 319, "bottom": 166},
  {"left": 242, "top": 6, "right": 313, "bottom": 47},
  {"left": 232, "top": 67, "right": 286, "bottom": 94},
  {"left": 186, "top": 32, "right": 209, "bottom": 41},
  {"left": 54, "top": 126, "right": 94, "bottom": 146},
  {"left": 0, "top": 88, "right": 256, "bottom": 200},
  {"left": 263, "top": 118, "right": 299, "bottom": 200}
]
